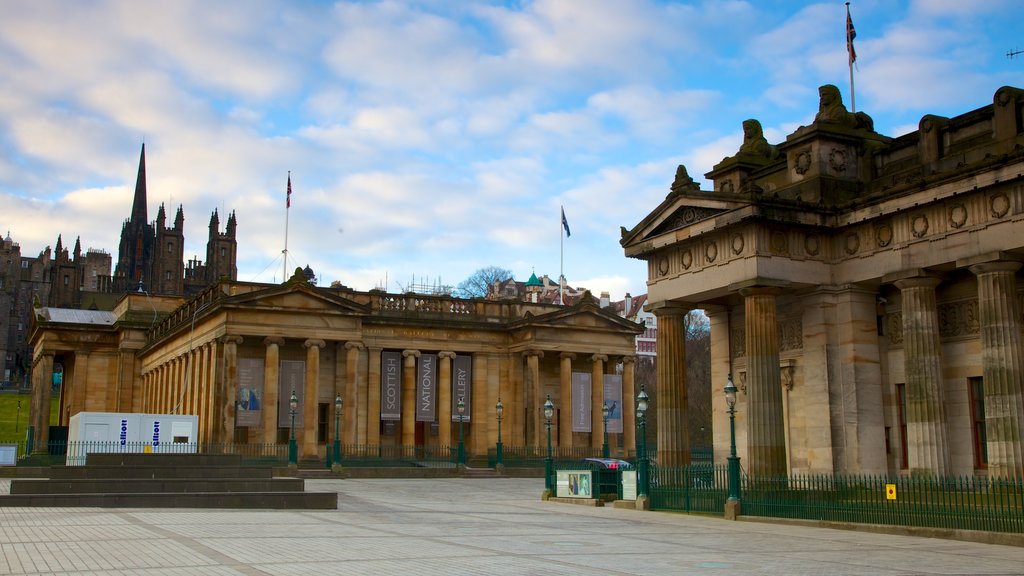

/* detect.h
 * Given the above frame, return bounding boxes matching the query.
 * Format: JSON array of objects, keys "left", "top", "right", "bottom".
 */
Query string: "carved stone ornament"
[
  {"left": 778, "top": 317, "right": 803, "bottom": 351},
  {"left": 794, "top": 151, "right": 812, "bottom": 175},
  {"left": 705, "top": 242, "right": 718, "bottom": 263},
  {"left": 720, "top": 179, "right": 735, "bottom": 194},
  {"left": 845, "top": 232, "right": 860, "bottom": 255},
  {"left": 886, "top": 312, "right": 903, "bottom": 344},
  {"left": 804, "top": 234, "right": 820, "bottom": 256},
  {"left": 938, "top": 299, "right": 980, "bottom": 338},
  {"left": 681, "top": 249, "right": 693, "bottom": 270},
  {"left": 991, "top": 193, "right": 1010, "bottom": 218},
  {"left": 657, "top": 256, "right": 669, "bottom": 276},
  {"left": 731, "top": 233, "right": 744, "bottom": 255},
  {"left": 770, "top": 230, "right": 788, "bottom": 254},
  {"left": 737, "top": 371, "right": 747, "bottom": 394},
  {"left": 911, "top": 215, "right": 929, "bottom": 238},
  {"left": 780, "top": 363, "right": 795, "bottom": 391},
  {"left": 828, "top": 148, "right": 847, "bottom": 173},
  {"left": 875, "top": 223, "right": 893, "bottom": 247},
  {"left": 949, "top": 204, "right": 967, "bottom": 229}
]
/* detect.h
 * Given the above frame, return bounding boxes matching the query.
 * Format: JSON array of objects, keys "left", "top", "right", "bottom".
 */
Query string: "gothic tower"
[
  {"left": 114, "top": 144, "right": 155, "bottom": 292},
  {"left": 204, "top": 209, "right": 238, "bottom": 285},
  {"left": 151, "top": 203, "right": 185, "bottom": 295}
]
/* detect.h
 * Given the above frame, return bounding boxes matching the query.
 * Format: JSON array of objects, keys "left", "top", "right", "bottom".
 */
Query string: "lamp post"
[
  {"left": 333, "top": 394, "right": 343, "bottom": 468},
  {"left": 601, "top": 401, "right": 610, "bottom": 459},
  {"left": 456, "top": 395, "right": 466, "bottom": 466},
  {"left": 288, "top": 390, "right": 298, "bottom": 466},
  {"left": 543, "top": 395, "right": 555, "bottom": 494},
  {"left": 725, "top": 374, "right": 741, "bottom": 504},
  {"left": 495, "top": 398, "right": 504, "bottom": 468},
  {"left": 15, "top": 400, "right": 21, "bottom": 433},
  {"left": 636, "top": 387, "right": 649, "bottom": 498}
]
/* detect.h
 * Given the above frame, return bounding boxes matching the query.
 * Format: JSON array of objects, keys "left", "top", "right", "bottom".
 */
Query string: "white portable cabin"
[{"left": 65, "top": 412, "right": 198, "bottom": 465}]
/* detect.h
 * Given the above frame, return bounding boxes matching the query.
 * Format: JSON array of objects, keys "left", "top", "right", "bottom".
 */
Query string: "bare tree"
[{"left": 454, "top": 266, "right": 513, "bottom": 298}]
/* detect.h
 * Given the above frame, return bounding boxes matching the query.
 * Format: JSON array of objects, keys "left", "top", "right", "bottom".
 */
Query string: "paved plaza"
[{"left": 1, "top": 477, "right": 1023, "bottom": 575}]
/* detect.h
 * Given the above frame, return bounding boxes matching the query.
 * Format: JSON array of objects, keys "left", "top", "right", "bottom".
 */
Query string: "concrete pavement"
[{"left": 1, "top": 477, "right": 1022, "bottom": 575}]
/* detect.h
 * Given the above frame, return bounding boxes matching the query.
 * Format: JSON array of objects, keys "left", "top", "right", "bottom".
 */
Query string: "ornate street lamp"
[
  {"left": 288, "top": 390, "right": 298, "bottom": 466},
  {"left": 543, "top": 395, "right": 555, "bottom": 493},
  {"left": 725, "top": 374, "right": 741, "bottom": 503},
  {"left": 495, "top": 398, "right": 504, "bottom": 468},
  {"left": 601, "top": 401, "right": 610, "bottom": 459},
  {"left": 456, "top": 395, "right": 466, "bottom": 466},
  {"left": 333, "top": 394, "right": 343, "bottom": 467},
  {"left": 636, "top": 387, "right": 649, "bottom": 498}
]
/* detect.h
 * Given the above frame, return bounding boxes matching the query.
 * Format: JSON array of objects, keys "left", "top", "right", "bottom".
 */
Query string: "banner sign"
[
  {"left": 417, "top": 354, "right": 437, "bottom": 422},
  {"left": 603, "top": 374, "right": 623, "bottom": 434},
  {"left": 381, "top": 351, "right": 402, "bottom": 421},
  {"left": 236, "top": 357, "right": 264, "bottom": 427},
  {"left": 278, "top": 360, "right": 305, "bottom": 428},
  {"left": 571, "top": 372, "right": 591, "bottom": 432},
  {"left": 452, "top": 354, "right": 472, "bottom": 422}
]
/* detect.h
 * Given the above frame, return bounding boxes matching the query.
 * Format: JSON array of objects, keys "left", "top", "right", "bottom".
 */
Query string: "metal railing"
[{"left": 649, "top": 463, "right": 729, "bottom": 513}]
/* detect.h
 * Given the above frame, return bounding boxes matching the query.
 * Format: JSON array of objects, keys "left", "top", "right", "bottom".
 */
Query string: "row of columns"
[
  {"left": 692, "top": 260, "right": 1024, "bottom": 478},
  {"left": 139, "top": 334, "right": 639, "bottom": 459}
]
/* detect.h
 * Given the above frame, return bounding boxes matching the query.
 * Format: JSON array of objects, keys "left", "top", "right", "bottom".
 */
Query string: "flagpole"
[
  {"left": 559, "top": 205, "right": 564, "bottom": 305},
  {"left": 847, "top": 2, "right": 856, "bottom": 112},
  {"left": 283, "top": 171, "right": 291, "bottom": 282}
]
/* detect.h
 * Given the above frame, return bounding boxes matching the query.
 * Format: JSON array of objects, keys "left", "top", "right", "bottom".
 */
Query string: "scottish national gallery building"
[
  {"left": 28, "top": 271, "right": 642, "bottom": 462},
  {"left": 622, "top": 85, "right": 1024, "bottom": 478}
]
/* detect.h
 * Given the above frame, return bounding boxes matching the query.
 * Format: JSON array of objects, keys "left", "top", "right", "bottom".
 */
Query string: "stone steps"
[{"left": 0, "top": 452, "right": 336, "bottom": 509}]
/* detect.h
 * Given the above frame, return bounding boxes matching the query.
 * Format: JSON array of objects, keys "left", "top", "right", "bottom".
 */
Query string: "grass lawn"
[{"left": 0, "top": 392, "right": 58, "bottom": 441}]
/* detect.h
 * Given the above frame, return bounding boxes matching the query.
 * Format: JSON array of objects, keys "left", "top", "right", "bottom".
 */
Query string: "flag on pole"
[
  {"left": 286, "top": 173, "right": 292, "bottom": 208},
  {"left": 846, "top": 4, "right": 857, "bottom": 66},
  {"left": 561, "top": 207, "right": 571, "bottom": 238}
]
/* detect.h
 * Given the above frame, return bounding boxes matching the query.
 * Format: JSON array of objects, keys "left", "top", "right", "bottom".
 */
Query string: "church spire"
[{"left": 130, "top": 143, "right": 148, "bottom": 226}]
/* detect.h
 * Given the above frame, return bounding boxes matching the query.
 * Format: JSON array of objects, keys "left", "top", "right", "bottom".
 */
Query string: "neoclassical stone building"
[
  {"left": 29, "top": 271, "right": 642, "bottom": 460},
  {"left": 622, "top": 85, "right": 1024, "bottom": 478}
]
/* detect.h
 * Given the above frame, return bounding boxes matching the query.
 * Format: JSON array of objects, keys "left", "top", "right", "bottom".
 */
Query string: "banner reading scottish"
[{"left": 381, "top": 351, "right": 401, "bottom": 421}]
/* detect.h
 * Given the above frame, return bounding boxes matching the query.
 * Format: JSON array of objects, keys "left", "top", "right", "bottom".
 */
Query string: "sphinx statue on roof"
[{"left": 814, "top": 84, "right": 875, "bottom": 131}]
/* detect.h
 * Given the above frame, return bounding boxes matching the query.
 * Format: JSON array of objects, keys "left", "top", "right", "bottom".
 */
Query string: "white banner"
[{"left": 571, "top": 372, "right": 591, "bottom": 432}]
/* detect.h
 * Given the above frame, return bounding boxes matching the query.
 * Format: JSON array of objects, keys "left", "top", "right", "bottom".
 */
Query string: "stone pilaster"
[
  {"left": 742, "top": 288, "right": 787, "bottom": 476},
  {"left": 894, "top": 276, "right": 951, "bottom": 476},
  {"left": 591, "top": 354, "right": 608, "bottom": 449},
  {"left": 559, "top": 352, "right": 575, "bottom": 448},
  {"left": 262, "top": 337, "right": 284, "bottom": 444},
  {"left": 221, "top": 335, "right": 243, "bottom": 444},
  {"left": 345, "top": 341, "right": 364, "bottom": 445},
  {"left": 402, "top": 350, "right": 420, "bottom": 446},
  {"left": 32, "top": 352, "right": 54, "bottom": 452},
  {"left": 653, "top": 304, "right": 690, "bottom": 468},
  {"left": 970, "top": 261, "right": 1024, "bottom": 478},
  {"left": 622, "top": 355, "right": 636, "bottom": 452},
  {"left": 367, "top": 347, "right": 382, "bottom": 446},
  {"left": 303, "top": 339, "right": 325, "bottom": 459},
  {"left": 438, "top": 351, "right": 456, "bottom": 447},
  {"left": 525, "top": 350, "right": 544, "bottom": 447}
]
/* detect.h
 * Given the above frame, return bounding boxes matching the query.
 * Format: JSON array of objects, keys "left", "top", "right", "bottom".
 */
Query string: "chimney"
[{"left": 600, "top": 291, "right": 610, "bottom": 308}]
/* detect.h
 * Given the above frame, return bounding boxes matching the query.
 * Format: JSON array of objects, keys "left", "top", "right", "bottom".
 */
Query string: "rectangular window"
[
  {"left": 968, "top": 376, "right": 987, "bottom": 469},
  {"left": 896, "top": 383, "right": 908, "bottom": 470}
]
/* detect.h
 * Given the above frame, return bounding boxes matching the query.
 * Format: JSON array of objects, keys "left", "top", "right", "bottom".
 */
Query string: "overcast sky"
[{"left": 1, "top": 0, "right": 1020, "bottom": 299}]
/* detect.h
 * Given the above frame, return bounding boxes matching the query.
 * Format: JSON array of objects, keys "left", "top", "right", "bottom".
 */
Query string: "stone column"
[
  {"left": 970, "top": 261, "right": 1024, "bottom": 478},
  {"left": 301, "top": 339, "right": 325, "bottom": 458},
  {"left": 653, "top": 304, "right": 691, "bottom": 468},
  {"left": 742, "top": 288, "right": 787, "bottom": 476},
  {"left": 402, "top": 350, "right": 420, "bottom": 446},
  {"left": 525, "top": 350, "right": 544, "bottom": 447},
  {"left": 622, "top": 356, "right": 636, "bottom": 452},
  {"left": 438, "top": 351, "right": 456, "bottom": 446},
  {"left": 591, "top": 354, "right": 608, "bottom": 449},
  {"left": 262, "top": 337, "right": 284, "bottom": 444},
  {"left": 221, "top": 335, "right": 243, "bottom": 444},
  {"left": 894, "top": 276, "right": 951, "bottom": 476},
  {"left": 559, "top": 352, "right": 575, "bottom": 448},
  {"left": 367, "top": 347, "right": 382, "bottom": 446},
  {"left": 345, "top": 341, "right": 364, "bottom": 445},
  {"left": 32, "top": 352, "right": 54, "bottom": 452}
]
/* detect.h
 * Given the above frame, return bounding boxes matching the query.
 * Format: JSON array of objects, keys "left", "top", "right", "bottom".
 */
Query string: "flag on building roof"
[
  {"left": 561, "top": 206, "right": 571, "bottom": 238},
  {"left": 846, "top": 3, "right": 857, "bottom": 66}
]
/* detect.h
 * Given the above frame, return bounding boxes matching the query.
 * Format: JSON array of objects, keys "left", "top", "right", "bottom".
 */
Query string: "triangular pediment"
[
  {"left": 513, "top": 301, "right": 642, "bottom": 334},
  {"left": 649, "top": 204, "right": 730, "bottom": 237},
  {"left": 225, "top": 283, "right": 368, "bottom": 315},
  {"left": 621, "top": 191, "right": 750, "bottom": 255}
]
